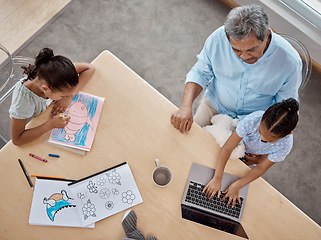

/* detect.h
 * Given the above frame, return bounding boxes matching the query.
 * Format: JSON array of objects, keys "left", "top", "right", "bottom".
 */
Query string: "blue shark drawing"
[{"left": 43, "top": 190, "right": 76, "bottom": 221}]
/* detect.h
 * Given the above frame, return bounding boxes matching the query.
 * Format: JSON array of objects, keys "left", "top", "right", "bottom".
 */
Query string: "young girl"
[
  {"left": 203, "top": 98, "right": 299, "bottom": 208},
  {"left": 9, "top": 48, "right": 95, "bottom": 146}
]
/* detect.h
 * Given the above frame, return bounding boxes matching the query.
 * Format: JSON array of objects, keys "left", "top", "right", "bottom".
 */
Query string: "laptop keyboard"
[{"left": 185, "top": 181, "right": 243, "bottom": 219}]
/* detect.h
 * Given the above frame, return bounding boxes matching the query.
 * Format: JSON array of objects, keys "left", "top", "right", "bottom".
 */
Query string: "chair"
[
  {"left": 277, "top": 33, "right": 312, "bottom": 92},
  {"left": 0, "top": 44, "right": 34, "bottom": 146}
]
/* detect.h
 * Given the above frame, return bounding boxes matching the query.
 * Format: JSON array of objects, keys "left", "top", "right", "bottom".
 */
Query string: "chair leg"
[
  {"left": 0, "top": 134, "right": 8, "bottom": 144},
  {"left": 0, "top": 83, "right": 17, "bottom": 104}
]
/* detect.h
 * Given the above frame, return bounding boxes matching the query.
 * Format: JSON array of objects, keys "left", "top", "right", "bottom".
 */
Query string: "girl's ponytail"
[
  {"left": 22, "top": 48, "right": 54, "bottom": 80},
  {"left": 262, "top": 98, "right": 299, "bottom": 138},
  {"left": 282, "top": 98, "right": 299, "bottom": 113},
  {"left": 34, "top": 48, "right": 54, "bottom": 66}
]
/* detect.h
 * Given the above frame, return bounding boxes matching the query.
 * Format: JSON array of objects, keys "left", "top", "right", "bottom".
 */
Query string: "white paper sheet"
[
  {"left": 29, "top": 178, "right": 94, "bottom": 228},
  {"left": 68, "top": 162, "right": 143, "bottom": 226}
]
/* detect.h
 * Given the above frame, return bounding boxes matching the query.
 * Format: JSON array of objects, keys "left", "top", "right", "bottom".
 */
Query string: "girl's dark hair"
[
  {"left": 22, "top": 48, "right": 78, "bottom": 91},
  {"left": 262, "top": 98, "right": 299, "bottom": 138}
]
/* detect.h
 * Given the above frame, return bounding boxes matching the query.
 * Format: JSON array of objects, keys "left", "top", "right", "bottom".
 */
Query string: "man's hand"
[
  {"left": 170, "top": 106, "right": 193, "bottom": 134},
  {"left": 170, "top": 82, "right": 202, "bottom": 134}
]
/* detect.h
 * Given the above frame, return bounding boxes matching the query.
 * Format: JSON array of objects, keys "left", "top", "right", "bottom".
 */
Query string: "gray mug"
[{"left": 152, "top": 159, "right": 172, "bottom": 187}]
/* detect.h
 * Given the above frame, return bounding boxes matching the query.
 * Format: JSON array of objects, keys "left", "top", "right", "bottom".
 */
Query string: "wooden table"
[{"left": 0, "top": 51, "right": 320, "bottom": 239}]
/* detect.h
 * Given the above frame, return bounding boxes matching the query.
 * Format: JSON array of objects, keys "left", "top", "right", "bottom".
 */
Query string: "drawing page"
[
  {"left": 68, "top": 163, "right": 143, "bottom": 226},
  {"left": 29, "top": 178, "right": 94, "bottom": 228},
  {"left": 48, "top": 92, "right": 104, "bottom": 151}
]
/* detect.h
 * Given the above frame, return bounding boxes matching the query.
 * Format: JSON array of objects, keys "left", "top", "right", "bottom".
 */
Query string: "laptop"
[{"left": 181, "top": 162, "right": 249, "bottom": 239}]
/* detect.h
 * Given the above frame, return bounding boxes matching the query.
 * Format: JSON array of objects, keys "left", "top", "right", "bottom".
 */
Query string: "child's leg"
[
  {"left": 243, "top": 153, "right": 267, "bottom": 165},
  {"left": 122, "top": 210, "right": 145, "bottom": 240}
]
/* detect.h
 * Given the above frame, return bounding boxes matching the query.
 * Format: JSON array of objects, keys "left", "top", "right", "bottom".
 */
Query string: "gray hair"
[{"left": 224, "top": 4, "right": 269, "bottom": 41}]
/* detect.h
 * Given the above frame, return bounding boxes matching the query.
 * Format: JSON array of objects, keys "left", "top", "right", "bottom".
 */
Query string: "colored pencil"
[
  {"left": 18, "top": 159, "right": 33, "bottom": 188},
  {"left": 31, "top": 174, "right": 65, "bottom": 180}
]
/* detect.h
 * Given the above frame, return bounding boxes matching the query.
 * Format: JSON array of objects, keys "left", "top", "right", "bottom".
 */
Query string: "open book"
[{"left": 48, "top": 92, "right": 104, "bottom": 155}]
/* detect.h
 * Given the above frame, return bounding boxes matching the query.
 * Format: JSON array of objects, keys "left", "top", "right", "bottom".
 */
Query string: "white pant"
[{"left": 194, "top": 96, "right": 218, "bottom": 127}]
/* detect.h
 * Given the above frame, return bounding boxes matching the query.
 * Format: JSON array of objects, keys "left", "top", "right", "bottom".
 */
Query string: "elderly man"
[{"left": 171, "top": 4, "right": 301, "bottom": 133}]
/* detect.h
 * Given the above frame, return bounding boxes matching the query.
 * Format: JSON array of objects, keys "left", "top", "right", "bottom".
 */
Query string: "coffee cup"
[{"left": 152, "top": 159, "right": 172, "bottom": 187}]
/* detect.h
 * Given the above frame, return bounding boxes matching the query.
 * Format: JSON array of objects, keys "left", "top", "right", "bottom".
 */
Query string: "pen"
[
  {"left": 29, "top": 153, "right": 47, "bottom": 163},
  {"left": 31, "top": 174, "right": 65, "bottom": 179},
  {"left": 18, "top": 159, "right": 33, "bottom": 188},
  {"left": 48, "top": 154, "right": 60, "bottom": 158}
]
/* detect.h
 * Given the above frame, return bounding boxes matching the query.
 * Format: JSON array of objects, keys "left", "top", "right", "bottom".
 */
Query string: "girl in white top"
[{"left": 9, "top": 48, "right": 95, "bottom": 145}]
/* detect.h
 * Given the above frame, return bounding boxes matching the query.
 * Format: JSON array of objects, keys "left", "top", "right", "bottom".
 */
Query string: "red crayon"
[{"left": 29, "top": 153, "right": 47, "bottom": 163}]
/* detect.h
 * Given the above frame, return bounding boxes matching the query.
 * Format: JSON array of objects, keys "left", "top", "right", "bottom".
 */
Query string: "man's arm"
[
  {"left": 275, "top": 65, "right": 301, "bottom": 103},
  {"left": 171, "top": 32, "right": 218, "bottom": 133},
  {"left": 170, "top": 82, "right": 203, "bottom": 134},
  {"left": 275, "top": 37, "right": 302, "bottom": 103}
]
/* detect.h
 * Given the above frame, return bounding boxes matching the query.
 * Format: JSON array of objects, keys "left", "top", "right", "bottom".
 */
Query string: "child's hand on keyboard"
[
  {"left": 222, "top": 181, "right": 241, "bottom": 208},
  {"left": 203, "top": 178, "right": 221, "bottom": 199}
]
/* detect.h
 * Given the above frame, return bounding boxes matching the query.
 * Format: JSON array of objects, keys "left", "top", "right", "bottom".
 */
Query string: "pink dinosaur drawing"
[{"left": 64, "top": 101, "right": 94, "bottom": 142}]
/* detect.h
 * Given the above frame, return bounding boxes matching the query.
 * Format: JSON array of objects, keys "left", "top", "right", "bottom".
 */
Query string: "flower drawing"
[
  {"left": 82, "top": 199, "right": 97, "bottom": 220},
  {"left": 122, "top": 190, "right": 136, "bottom": 204}
]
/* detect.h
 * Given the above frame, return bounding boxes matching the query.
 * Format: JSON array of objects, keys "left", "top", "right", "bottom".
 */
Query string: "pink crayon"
[{"left": 29, "top": 153, "right": 47, "bottom": 163}]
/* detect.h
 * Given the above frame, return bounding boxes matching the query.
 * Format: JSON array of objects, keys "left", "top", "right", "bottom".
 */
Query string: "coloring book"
[
  {"left": 29, "top": 178, "right": 94, "bottom": 228},
  {"left": 68, "top": 162, "right": 143, "bottom": 226},
  {"left": 48, "top": 92, "right": 104, "bottom": 154}
]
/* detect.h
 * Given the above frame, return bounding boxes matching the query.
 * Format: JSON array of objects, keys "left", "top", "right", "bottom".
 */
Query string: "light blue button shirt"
[
  {"left": 236, "top": 111, "right": 293, "bottom": 162},
  {"left": 186, "top": 26, "right": 302, "bottom": 119}
]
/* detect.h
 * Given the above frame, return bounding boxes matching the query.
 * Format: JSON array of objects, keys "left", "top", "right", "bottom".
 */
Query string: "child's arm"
[
  {"left": 222, "top": 156, "right": 275, "bottom": 207},
  {"left": 11, "top": 115, "right": 70, "bottom": 146},
  {"left": 74, "top": 62, "right": 95, "bottom": 92},
  {"left": 51, "top": 62, "right": 95, "bottom": 116},
  {"left": 203, "top": 131, "right": 243, "bottom": 198}
]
